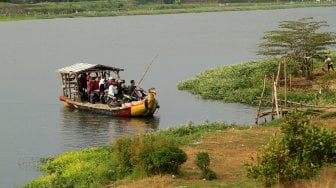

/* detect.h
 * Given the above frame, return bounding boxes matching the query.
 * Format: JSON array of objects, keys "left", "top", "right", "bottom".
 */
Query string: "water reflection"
[{"left": 60, "top": 107, "right": 159, "bottom": 150}]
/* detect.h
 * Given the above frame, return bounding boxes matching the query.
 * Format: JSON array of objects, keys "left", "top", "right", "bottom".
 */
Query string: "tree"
[{"left": 257, "top": 17, "right": 336, "bottom": 79}]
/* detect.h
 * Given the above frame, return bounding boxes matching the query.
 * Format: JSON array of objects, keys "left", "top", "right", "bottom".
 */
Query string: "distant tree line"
[{"left": 0, "top": 0, "right": 330, "bottom": 4}]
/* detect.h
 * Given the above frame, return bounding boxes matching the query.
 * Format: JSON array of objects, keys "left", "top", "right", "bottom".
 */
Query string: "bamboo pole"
[
  {"left": 68, "top": 73, "right": 71, "bottom": 99},
  {"left": 274, "top": 61, "right": 281, "bottom": 118},
  {"left": 274, "top": 81, "right": 280, "bottom": 119},
  {"left": 289, "top": 74, "right": 292, "bottom": 91},
  {"left": 276, "top": 61, "right": 281, "bottom": 85},
  {"left": 284, "top": 58, "right": 287, "bottom": 108},
  {"left": 255, "top": 75, "right": 267, "bottom": 125},
  {"left": 271, "top": 74, "right": 275, "bottom": 120}
]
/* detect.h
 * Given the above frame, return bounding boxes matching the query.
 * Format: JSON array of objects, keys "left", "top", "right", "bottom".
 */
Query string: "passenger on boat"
[
  {"left": 121, "top": 82, "right": 128, "bottom": 95},
  {"left": 116, "top": 82, "right": 129, "bottom": 100},
  {"left": 79, "top": 73, "right": 87, "bottom": 100},
  {"left": 93, "top": 77, "right": 100, "bottom": 92},
  {"left": 87, "top": 75, "right": 100, "bottom": 104},
  {"left": 86, "top": 75, "right": 92, "bottom": 94},
  {"left": 99, "top": 77, "right": 106, "bottom": 92},
  {"left": 99, "top": 77, "right": 106, "bottom": 103},
  {"left": 107, "top": 77, "right": 113, "bottom": 86},
  {"left": 107, "top": 82, "right": 120, "bottom": 107},
  {"left": 110, "top": 80, "right": 118, "bottom": 96},
  {"left": 128, "top": 80, "right": 144, "bottom": 100}
]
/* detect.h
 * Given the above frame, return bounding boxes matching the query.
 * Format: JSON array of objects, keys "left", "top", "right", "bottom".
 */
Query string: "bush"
[
  {"left": 112, "top": 134, "right": 187, "bottom": 178},
  {"left": 246, "top": 112, "right": 336, "bottom": 187},
  {"left": 195, "top": 152, "right": 210, "bottom": 170},
  {"left": 140, "top": 145, "right": 187, "bottom": 175},
  {"left": 195, "top": 152, "right": 217, "bottom": 180},
  {"left": 111, "top": 137, "right": 134, "bottom": 179}
]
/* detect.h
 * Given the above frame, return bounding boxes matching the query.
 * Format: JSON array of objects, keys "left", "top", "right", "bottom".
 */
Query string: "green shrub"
[
  {"left": 195, "top": 152, "right": 217, "bottom": 180},
  {"left": 201, "top": 169, "right": 217, "bottom": 181},
  {"left": 112, "top": 136, "right": 134, "bottom": 178},
  {"left": 195, "top": 152, "right": 210, "bottom": 170},
  {"left": 246, "top": 112, "right": 336, "bottom": 187},
  {"left": 140, "top": 145, "right": 187, "bottom": 175},
  {"left": 111, "top": 134, "right": 187, "bottom": 177}
]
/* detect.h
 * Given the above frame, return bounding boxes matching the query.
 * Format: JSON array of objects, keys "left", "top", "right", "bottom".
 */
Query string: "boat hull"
[{"left": 59, "top": 96, "right": 158, "bottom": 117}]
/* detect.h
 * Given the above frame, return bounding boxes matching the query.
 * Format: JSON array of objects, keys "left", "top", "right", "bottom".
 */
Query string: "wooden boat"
[{"left": 57, "top": 63, "right": 159, "bottom": 117}]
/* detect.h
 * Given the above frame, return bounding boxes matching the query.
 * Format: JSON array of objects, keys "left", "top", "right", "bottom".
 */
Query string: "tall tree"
[{"left": 257, "top": 17, "right": 336, "bottom": 79}]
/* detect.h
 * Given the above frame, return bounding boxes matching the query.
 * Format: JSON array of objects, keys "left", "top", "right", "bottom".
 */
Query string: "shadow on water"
[{"left": 60, "top": 107, "right": 160, "bottom": 150}]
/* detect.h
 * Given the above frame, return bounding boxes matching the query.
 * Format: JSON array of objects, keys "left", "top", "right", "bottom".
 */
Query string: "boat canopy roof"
[{"left": 56, "top": 63, "right": 124, "bottom": 74}]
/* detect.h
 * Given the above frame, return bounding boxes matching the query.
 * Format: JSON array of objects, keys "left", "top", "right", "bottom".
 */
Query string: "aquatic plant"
[
  {"left": 178, "top": 59, "right": 278, "bottom": 105},
  {"left": 178, "top": 53, "right": 336, "bottom": 106}
]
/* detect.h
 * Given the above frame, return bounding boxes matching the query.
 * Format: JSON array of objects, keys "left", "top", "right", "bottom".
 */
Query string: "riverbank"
[
  {"left": 24, "top": 116, "right": 336, "bottom": 187},
  {"left": 1, "top": 1, "right": 335, "bottom": 21}
]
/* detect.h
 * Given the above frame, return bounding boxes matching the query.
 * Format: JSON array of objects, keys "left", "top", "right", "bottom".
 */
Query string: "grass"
[
  {"left": 112, "top": 114, "right": 336, "bottom": 188},
  {"left": 1, "top": 1, "right": 336, "bottom": 21},
  {"left": 110, "top": 124, "right": 277, "bottom": 188}
]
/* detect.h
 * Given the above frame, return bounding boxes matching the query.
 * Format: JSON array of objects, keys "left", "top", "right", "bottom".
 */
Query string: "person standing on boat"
[
  {"left": 79, "top": 73, "right": 87, "bottom": 100},
  {"left": 99, "top": 77, "right": 106, "bottom": 92},
  {"left": 86, "top": 75, "right": 92, "bottom": 93},
  {"left": 93, "top": 76, "right": 100, "bottom": 92}
]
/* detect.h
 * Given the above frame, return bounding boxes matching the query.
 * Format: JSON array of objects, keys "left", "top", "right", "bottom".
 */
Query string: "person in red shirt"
[{"left": 93, "top": 77, "right": 100, "bottom": 92}]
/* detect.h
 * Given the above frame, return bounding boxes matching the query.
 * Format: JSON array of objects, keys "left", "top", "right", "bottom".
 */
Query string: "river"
[{"left": 0, "top": 7, "right": 335, "bottom": 187}]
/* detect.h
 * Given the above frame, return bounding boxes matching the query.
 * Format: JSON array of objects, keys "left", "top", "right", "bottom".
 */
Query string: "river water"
[{"left": 0, "top": 7, "right": 335, "bottom": 187}]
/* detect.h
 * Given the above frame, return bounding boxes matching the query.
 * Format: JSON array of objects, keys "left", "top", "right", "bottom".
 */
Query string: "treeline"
[{"left": 0, "top": 0, "right": 329, "bottom": 5}]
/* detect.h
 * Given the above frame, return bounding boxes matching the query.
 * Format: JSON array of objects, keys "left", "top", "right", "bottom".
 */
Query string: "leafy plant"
[
  {"left": 195, "top": 152, "right": 217, "bottom": 180},
  {"left": 246, "top": 112, "right": 336, "bottom": 187},
  {"left": 112, "top": 136, "right": 134, "bottom": 179},
  {"left": 139, "top": 144, "right": 187, "bottom": 175}
]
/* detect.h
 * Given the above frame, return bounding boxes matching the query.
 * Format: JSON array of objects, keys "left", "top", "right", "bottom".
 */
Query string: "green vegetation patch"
[
  {"left": 25, "top": 122, "right": 235, "bottom": 187},
  {"left": 246, "top": 112, "right": 336, "bottom": 187},
  {"left": 178, "top": 52, "right": 336, "bottom": 106},
  {"left": 25, "top": 146, "right": 115, "bottom": 187},
  {"left": 178, "top": 59, "right": 278, "bottom": 105},
  {"left": 1, "top": 1, "right": 336, "bottom": 21}
]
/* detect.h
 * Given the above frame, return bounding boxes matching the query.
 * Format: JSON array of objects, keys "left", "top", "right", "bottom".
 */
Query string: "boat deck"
[{"left": 71, "top": 101, "right": 123, "bottom": 111}]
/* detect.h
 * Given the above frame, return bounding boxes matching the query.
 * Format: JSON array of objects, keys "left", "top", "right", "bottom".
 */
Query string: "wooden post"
[
  {"left": 255, "top": 75, "right": 267, "bottom": 125},
  {"left": 271, "top": 74, "right": 275, "bottom": 120},
  {"left": 274, "top": 81, "right": 280, "bottom": 119},
  {"left": 68, "top": 73, "right": 71, "bottom": 99},
  {"left": 274, "top": 61, "right": 281, "bottom": 118},
  {"left": 289, "top": 74, "right": 292, "bottom": 91},
  {"left": 284, "top": 58, "right": 287, "bottom": 108},
  {"left": 276, "top": 61, "right": 281, "bottom": 85}
]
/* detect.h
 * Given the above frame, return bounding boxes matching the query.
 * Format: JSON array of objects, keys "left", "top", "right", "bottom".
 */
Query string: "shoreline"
[{"left": 1, "top": 2, "right": 335, "bottom": 21}]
